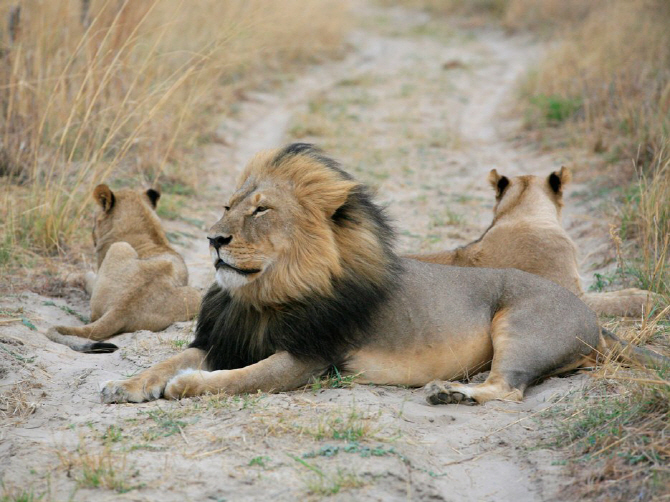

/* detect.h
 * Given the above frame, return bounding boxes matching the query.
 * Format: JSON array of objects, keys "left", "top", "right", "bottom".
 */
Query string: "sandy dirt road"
[{"left": 1, "top": 5, "right": 621, "bottom": 501}]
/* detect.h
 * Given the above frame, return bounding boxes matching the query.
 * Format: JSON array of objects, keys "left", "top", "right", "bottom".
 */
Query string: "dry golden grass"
[
  {"left": 0, "top": 380, "right": 39, "bottom": 422},
  {"left": 56, "top": 439, "right": 137, "bottom": 493},
  {"left": 617, "top": 147, "right": 670, "bottom": 299},
  {"left": 501, "top": 0, "right": 604, "bottom": 33},
  {"left": 518, "top": 0, "right": 670, "bottom": 166},
  {"left": 0, "top": 0, "right": 348, "bottom": 265}
]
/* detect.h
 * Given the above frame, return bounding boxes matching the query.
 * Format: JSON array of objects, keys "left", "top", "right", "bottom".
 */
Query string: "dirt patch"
[{"left": 1, "top": 4, "right": 629, "bottom": 501}]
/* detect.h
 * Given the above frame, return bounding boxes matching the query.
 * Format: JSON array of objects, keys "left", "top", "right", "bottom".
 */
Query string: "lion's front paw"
[
  {"left": 425, "top": 380, "right": 476, "bottom": 406},
  {"left": 100, "top": 378, "right": 162, "bottom": 404},
  {"left": 164, "top": 369, "right": 210, "bottom": 400}
]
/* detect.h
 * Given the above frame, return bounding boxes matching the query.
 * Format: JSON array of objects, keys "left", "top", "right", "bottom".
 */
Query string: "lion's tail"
[
  {"left": 45, "top": 311, "right": 121, "bottom": 353},
  {"left": 600, "top": 327, "right": 669, "bottom": 368}
]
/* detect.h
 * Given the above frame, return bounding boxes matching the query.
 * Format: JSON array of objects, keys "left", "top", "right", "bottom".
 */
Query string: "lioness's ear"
[
  {"left": 93, "top": 184, "right": 115, "bottom": 213},
  {"left": 548, "top": 166, "right": 571, "bottom": 194},
  {"left": 146, "top": 188, "right": 160, "bottom": 209},
  {"left": 488, "top": 169, "right": 509, "bottom": 198}
]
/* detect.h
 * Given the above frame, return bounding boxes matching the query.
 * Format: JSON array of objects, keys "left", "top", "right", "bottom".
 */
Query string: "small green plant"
[
  {"left": 589, "top": 272, "right": 614, "bottom": 292},
  {"left": 529, "top": 94, "right": 581, "bottom": 124},
  {"left": 58, "top": 443, "right": 140, "bottom": 493},
  {"left": 313, "top": 407, "right": 377, "bottom": 442},
  {"left": 248, "top": 456, "right": 270, "bottom": 468},
  {"left": 288, "top": 454, "right": 365, "bottom": 496},
  {"left": 139, "top": 408, "right": 191, "bottom": 441},
  {"left": 311, "top": 367, "right": 357, "bottom": 391},
  {"left": 170, "top": 339, "right": 189, "bottom": 350},
  {"left": 0, "top": 485, "right": 43, "bottom": 502},
  {"left": 102, "top": 425, "right": 123, "bottom": 444},
  {"left": 42, "top": 301, "right": 89, "bottom": 324},
  {"left": 303, "top": 441, "right": 399, "bottom": 459}
]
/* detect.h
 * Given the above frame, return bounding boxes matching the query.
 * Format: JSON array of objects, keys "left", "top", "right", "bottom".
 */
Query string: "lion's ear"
[
  {"left": 146, "top": 188, "right": 160, "bottom": 209},
  {"left": 321, "top": 179, "right": 357, "bottom": 217},
  {"left": 548, "top": 166, "right": 571, "bottom": 194},
  {"left": 93, "top": 184, "right": 115, "bottom": 213},
  {"left": 488, "top": 169, "right": 509, "bottom": 198},
  {"left": 295, "top": 171, "right": 357, "bottom": 217}
]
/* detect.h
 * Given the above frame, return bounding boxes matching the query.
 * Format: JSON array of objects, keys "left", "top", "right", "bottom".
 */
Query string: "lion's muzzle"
[
  {"left": 208, "top": 234, "right": 232, "bottom": 250},
  {"left": 214, "top": 258, "right": 261, "bottom": 276}
]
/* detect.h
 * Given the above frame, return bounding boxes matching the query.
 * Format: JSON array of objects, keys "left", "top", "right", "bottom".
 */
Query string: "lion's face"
[
  {"left": 207, "top": 181, "right": 297, "bottom": 289},
  {"left": 92, "top": 185, "right": 161, "bottom": 268},
  {"left": 207, "top": 147, "right": 361, "bottom": 305}
]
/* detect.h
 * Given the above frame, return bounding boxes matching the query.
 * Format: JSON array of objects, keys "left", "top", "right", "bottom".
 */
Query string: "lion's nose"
[{"left": 208, "top": 235, "right": 232, "bottom": 250}]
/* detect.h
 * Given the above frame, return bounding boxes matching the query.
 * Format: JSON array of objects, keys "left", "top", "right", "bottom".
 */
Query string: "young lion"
[
  {"left": 100, "top": 144, "right": 662, "bottom": 406},
  {"left": 45, "top": 185, "right": 201, "bottom": 353},
  {"left": 406, "top": 168, "right": 658, "bottom": 318}
]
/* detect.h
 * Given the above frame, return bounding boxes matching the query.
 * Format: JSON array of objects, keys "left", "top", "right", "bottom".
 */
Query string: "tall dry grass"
[
  {"left": 0, "top": 0, "right": 348, "bottom": 265},
  {"left": 518, "top": 0, "right": 670, "bottom": 165},
  {"left": 619, "top": 147, "right": 670, "bottom": 299}
]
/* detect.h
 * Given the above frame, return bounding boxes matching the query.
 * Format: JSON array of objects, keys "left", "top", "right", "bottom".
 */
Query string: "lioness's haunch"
[
  {"left": 45, "top": 185, "right": 201, "bottom": 353},
  {"left": 100, "top": 144, "right": 666, "bottom": 405},
  {"left": 407, "top": 167, "right": 661, "bottom": 318}
]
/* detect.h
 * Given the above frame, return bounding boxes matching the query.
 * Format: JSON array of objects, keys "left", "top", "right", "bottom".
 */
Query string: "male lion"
[
  {"left": 100, "top": 144, "right": 660, "bottom": 405},
  {"left": 407, "top": 168, "right": 659, "bottom": 318},
  {"left": 46, "top": 185, "right": 201, "bottom": 353}
]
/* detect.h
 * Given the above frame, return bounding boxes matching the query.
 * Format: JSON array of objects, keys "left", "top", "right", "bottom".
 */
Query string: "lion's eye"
[
  {"left": 253, "top": 206, "right": 269, "bottom": 216},
  {"left": 224, "top": 205, "right": 230, "bottom": 211}
]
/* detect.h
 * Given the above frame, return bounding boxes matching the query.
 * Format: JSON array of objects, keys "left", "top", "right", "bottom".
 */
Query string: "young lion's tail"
[
  {"left": 600, "top": 327, "right": 669, "bottom": 368},
  {"left": 45, "top": 311, "right": 121, "bottom": 353}
]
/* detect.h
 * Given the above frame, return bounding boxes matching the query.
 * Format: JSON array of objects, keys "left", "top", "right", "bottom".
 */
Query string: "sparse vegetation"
[
  {"left": 42, "top": 301, "right": 89, "bottom": 324},
  {"left": 138, "top": 407, "right": 191, "bottom": 441},
  {"left": 546, "top": 367, "right": 669, "bottom": 501},
  {"left": 618, "top": 149, "right": 670, "bottom": 298},
  {"left": 303, "top": 467, "right": 366, "bottom": 497},
  {"left": 0, "top": 485, "right": 43, "bottom": 502},
  {"left": 57, "top": 440, "right": 139, "bottom": 493},
  {"left": 0, "top": 381, "right": 38, "bottom": 421},
  {"left": 310, "top": 367, "right": 358, "bottom": 392}
]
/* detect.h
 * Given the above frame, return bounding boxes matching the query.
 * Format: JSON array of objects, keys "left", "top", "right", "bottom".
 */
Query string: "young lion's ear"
[
  {"left": 93, "top": 184, "right": 115, "bottom": 213},
  {"left": 146, "top": 188, "right": 160, "bottom": 209},
  {"left": 488, "top": 169, "right": 509, "bottom": 198},
  {"left": 548, "top": 166, "right": 571, "bottom": 194}
]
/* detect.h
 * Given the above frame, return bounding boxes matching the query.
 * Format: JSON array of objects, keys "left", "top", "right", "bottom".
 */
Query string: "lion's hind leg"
[
  {"left": 425, "top": 375, "right": 524, "bottom": 406},
  {"left": 426, "top": 299, "right": 598, "bottom": 406}
]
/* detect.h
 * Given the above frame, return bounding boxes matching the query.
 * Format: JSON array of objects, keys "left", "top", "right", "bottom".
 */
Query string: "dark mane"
[{"left": 189, "top": 144, "right": 402, "bottom": 371}]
